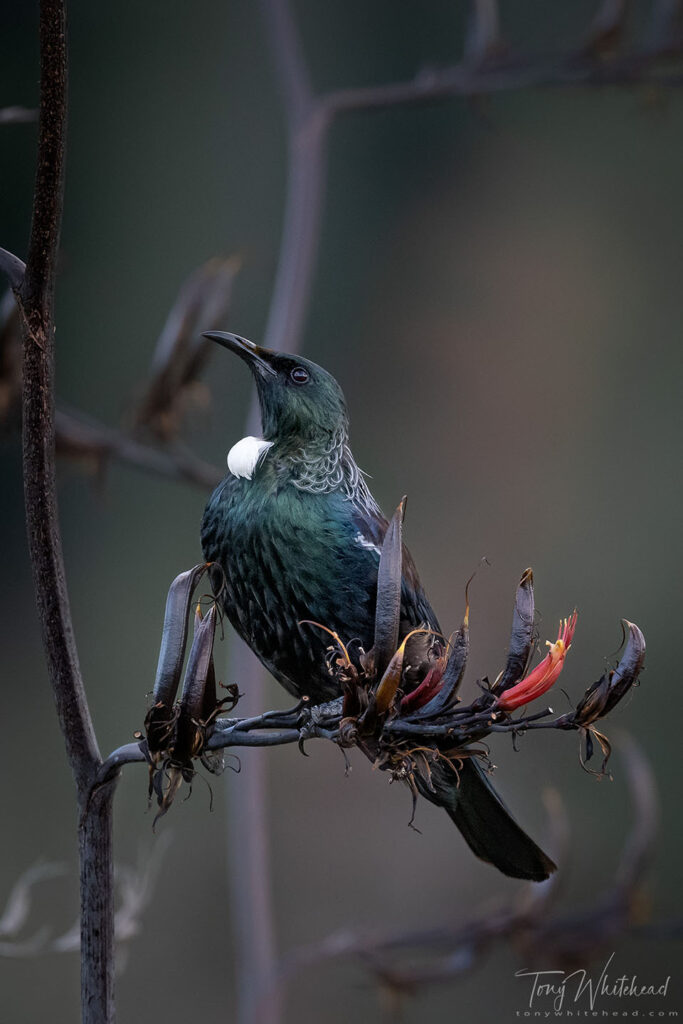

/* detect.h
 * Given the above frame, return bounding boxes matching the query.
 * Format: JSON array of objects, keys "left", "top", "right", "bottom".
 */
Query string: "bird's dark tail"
[{"left": 415, "top": 757, "right": 556, "bottom": 882}]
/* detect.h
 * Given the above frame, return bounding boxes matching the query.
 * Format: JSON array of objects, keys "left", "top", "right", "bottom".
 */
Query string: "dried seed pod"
[
  {"left": 174, "top": 605, "right": 218, "bottom": 762},
  {"left": 153, "top": 563, "right": 213, "bottom": 706},
  {"left": 201, "top": 651, "right": 220, "bottom": 724},
  {"left": 493, "top": 568, "right": 535, "bottom": 694},
  {"left": 602, "top": 620, "right": 646, "bottom": 716},
  {"left": 568, "top": 621, "right": 645, "bottom": 729},
  {"left": 368, "top": 498, "right": 406, "bottom": 679}
]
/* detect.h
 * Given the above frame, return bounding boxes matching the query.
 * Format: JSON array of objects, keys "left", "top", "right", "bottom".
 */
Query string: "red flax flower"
[{"left": 497, "top": 612, "right": 578, "bottom": 712}]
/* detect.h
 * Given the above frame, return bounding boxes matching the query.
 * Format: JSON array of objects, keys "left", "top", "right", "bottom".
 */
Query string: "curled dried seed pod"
[
  {"left": 153, "top": 563, "right": 213, "bottom": 706},
  {"left": 201, "top": 654, "right": 219, "bottom": 724},
  {"left": 194, "top": 603, "right": 232, "bottom": 724},
  {"left": 369, "top": 497, "right": 406, "bottom": 679},
  {"left": 493, "top": 567, "right": 534, "bottom": 694},
  {"left": 174, "top": 605, "right": 218, "bottom": 762},
  {"left": 603, "top": 620, "right": 646, "bottom": 716}
]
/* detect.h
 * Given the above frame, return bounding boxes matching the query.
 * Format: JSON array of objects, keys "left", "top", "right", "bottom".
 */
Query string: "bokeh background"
[{"left": 1, "top": 2, "right": 682, "bottom": 1022}]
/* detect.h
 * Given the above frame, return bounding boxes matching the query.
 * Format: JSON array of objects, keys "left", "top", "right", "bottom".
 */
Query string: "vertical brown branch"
[
  {"left": 21, "top": 1, "right": 66, "bottom": 314},
  {"left": 19, "top": 0, "right": 101, "bottom": 792},
  {"left": 79, "top": 784, "right": 116, "bottom": 1023},
  {"left": 14, "top": 3, "right": 115, "bottom": 1022}
]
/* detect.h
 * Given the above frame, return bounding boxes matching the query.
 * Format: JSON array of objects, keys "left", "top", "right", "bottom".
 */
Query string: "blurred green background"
[{"left": 1, "top": 2, "right": 682, "bottom": 1022}]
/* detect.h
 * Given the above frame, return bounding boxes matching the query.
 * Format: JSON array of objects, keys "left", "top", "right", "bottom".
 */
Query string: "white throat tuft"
[{"left": 227, "top": 436, "right": 274, "bottom": 480}]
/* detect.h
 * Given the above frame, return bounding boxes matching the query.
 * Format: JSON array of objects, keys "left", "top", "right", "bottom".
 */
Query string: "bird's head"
[{"left": 203, "top": 332, "right": 349, "bottom": 443}]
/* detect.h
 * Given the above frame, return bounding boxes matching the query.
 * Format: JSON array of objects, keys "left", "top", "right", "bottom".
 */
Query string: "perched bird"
[{"left": 201, "top": 333, "right": 556, "bottom": 881}]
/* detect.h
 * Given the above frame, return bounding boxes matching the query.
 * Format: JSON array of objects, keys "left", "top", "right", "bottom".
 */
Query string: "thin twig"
[
  {"left": 55, "top": 407, "right": 222, "bottom": 489},
  {"left": 321, "top": 47, "right": 683, "bottom": 120}
]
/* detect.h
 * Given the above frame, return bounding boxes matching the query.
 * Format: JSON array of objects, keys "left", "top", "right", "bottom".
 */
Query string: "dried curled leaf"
[{"left": 580, "top": 726, "right": 613, "bottom": 779}]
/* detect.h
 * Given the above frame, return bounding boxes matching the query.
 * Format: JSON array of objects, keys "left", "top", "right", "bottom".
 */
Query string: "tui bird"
[{"left": 200, "top": 333, "right": 556, "bottom": 881}]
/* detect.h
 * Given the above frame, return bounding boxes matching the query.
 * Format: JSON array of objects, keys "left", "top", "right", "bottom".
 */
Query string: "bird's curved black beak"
[{"left": 202, "top": 331, "right": 277, "bottom": 377}]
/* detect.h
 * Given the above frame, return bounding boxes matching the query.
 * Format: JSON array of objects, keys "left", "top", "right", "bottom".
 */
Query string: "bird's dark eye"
[{"left": 290, "top": 366, "right": 309, "bottom": 384}]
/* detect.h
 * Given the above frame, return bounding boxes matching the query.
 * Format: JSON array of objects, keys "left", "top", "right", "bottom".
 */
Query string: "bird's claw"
[{"left": 296, "top": 697, "right": 344, "bottom": 753}]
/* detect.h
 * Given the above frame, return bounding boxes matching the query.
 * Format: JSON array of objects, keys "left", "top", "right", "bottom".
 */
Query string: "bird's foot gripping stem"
[{"left": 295, "top": 697, "right": 344, "bottom": 752}]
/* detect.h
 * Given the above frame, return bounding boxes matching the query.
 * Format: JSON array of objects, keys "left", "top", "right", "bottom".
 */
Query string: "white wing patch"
[
  {"left": 227, "top": 436, "right": 274, "bottom": 480},
  {"left": 354, "top": 532, "right": 381, "bottom": 556}
]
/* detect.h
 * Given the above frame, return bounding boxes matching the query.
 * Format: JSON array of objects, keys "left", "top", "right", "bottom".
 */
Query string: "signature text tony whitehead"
[{"left": 515, "top": 952, "right": 671, "bottom": 1012}]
